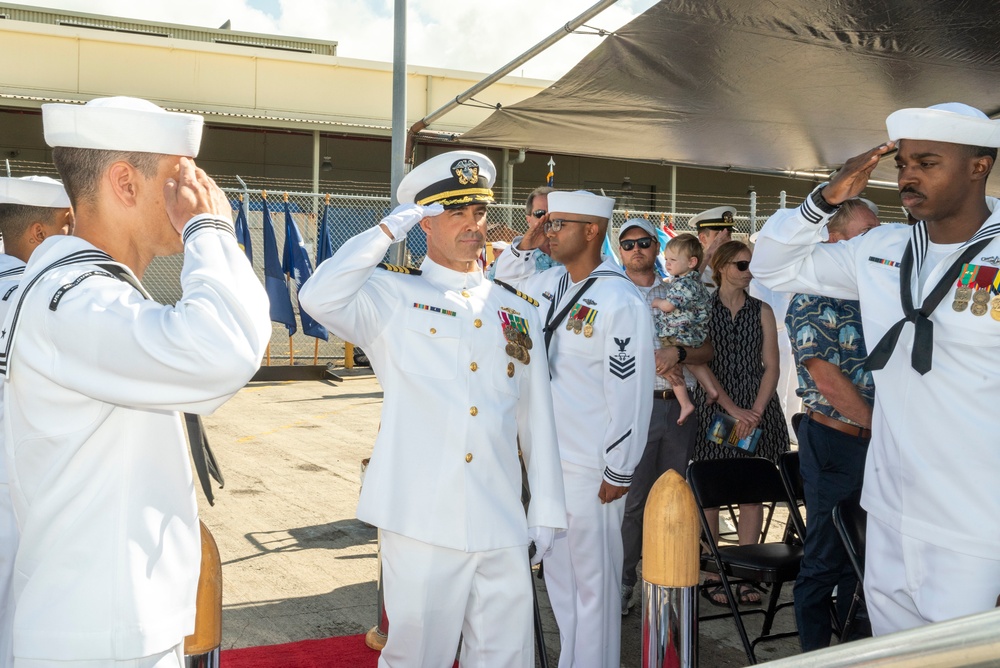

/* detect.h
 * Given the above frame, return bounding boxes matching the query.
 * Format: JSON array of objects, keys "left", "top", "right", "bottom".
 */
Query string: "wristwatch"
[
  {"left": 674, "top": 345, "right": 687, "bottom": 363},
  {"left": 810, "top": 185, "right": 839, "bottom": 214}
]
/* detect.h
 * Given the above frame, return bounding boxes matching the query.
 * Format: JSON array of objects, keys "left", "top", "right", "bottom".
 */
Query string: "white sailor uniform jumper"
[
  {"left": 493, "top": 246, "right": 654, "bottom": 668},
  {"left": 0, "top": 216, "right": 269, "bottom": 662},
  {"left": 751, "top": 189, "right": 1000, "bottom": 627}
]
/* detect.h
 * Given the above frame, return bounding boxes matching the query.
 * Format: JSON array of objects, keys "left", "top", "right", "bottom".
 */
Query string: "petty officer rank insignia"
[
  {"left": 609, "top": 337, "right": 636, "bottom": 380},
  {"left": 952, "top": 262, "right": 1000, "bottom": 317},
  {"left": 498, "top": 310, "right": 532, "bottom": 365},
  {"left": 566, "top": 303, "right": 598, "bottom": 337}
]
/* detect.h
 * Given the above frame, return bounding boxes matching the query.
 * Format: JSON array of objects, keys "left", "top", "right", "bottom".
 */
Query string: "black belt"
[{"left": 653, "top": 389, "right": 676, "bottom": 401}]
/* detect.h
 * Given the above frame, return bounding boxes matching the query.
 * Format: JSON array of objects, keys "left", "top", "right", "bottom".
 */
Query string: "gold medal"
[
  {"left": 973, "top": 288, "right": 990, "bottom": 304},
  {"left": 953, "top": 299, "right": 969, "bottom": 312},
  {"left": 504, "top": 327, "right": 518, "bottom": 343},
  {"left": 955, "top": 286, "right": 973, "bottom": 301},
  {"left": 523, "top": 350, "right": 531, "bottom": 365},
  {"left": 505, "top": 342, "right": 518, "bottom": 358},
  {"left": 522, "top": 334, "right": 533, "bottom": 350},
  {"left": 573, "top": 319, "right": 583, "bottom": 334},
  {"left": 583, "top": 323, "right": 594, "bottom": 338},
  {"left": 971, "top": 302, "right": 988, "bottom": 316},
  {"left": 991, "top": 296, "right": 1000, "bottom": 321},
  {"left": 566, "top": 320, "right": 574, "bottom": 331},
  {"left": 507, "top": 362, "right": 515, "bottom": 377}
]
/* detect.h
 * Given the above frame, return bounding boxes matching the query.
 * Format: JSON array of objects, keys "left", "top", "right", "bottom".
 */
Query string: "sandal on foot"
[
  {"left": 737, "top": 583, "right": 762, "bottom": 605},
  {"left": 701, "top": 581, "right": 729, "bottom": 607}
]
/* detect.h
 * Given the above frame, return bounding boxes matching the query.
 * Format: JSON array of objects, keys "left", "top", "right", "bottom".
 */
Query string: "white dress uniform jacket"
[
  {"left": 494, "top": 247, "right": 654, "bottom": 483},
  {"left": 751, "top": 193, "right": 1000, "bottom": 561},
  {"left": 0, "top": 255, "right": 25, "bottom": 668},
  {"left": 298, "top": 225, "right": 567, "bottom": 551},
  {"left": 2, "top": 217, "right": 270, "bottom": 662}
]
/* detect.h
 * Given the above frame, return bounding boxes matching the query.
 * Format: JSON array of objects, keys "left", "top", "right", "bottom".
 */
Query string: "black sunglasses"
[
  {"left": 530, "top": 209, "right": 547, "bottom": 218},
  {"left": 731, "top": 260, "right": 751, "bottom": 271},
  {"left": 619, "top": 237, "right": 654, "bottom": 251}
]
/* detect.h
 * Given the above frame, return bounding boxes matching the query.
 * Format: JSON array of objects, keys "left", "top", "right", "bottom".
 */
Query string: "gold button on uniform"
[
  {"left": 461, "top": 290, "right": 471, "bottom": 298},
  {"left": 470, "top": 362, "right": 478, "bottom": 372},
  {"left": 466, "top": 453, "right": 474, "bottom": 463},
  {"left": 470, "top": 406, "right": 478, "bottom": 416},
  {"left": 429, "top": 328, "right": 437, "bottom": 334},
  {"left": 474, "top": 319, "right": 482, "bottom": 328}
]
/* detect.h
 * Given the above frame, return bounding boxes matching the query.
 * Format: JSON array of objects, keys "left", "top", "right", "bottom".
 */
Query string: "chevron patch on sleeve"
[{"left": 609, "top": 336, "right": 636, "bottom": 380}]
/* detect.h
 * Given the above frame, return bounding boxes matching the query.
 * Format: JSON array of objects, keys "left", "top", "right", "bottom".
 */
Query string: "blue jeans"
[{"left": 794, "top": 414, "right": 868, "bottom": 651}]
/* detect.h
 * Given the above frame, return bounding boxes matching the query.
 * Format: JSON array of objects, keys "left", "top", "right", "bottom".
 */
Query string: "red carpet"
[{"left": 221, "top": 634, "right": 381, "bottom": 667}]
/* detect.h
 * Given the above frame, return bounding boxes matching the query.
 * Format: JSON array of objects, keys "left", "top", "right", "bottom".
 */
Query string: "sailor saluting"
[{"left": 299, "top": 150, "right": 566, "bottom": 668}]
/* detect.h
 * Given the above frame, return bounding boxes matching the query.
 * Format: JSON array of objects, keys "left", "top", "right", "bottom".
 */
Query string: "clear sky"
[{"left": 7, "top": 0, "right": 659, "bottom": 80}]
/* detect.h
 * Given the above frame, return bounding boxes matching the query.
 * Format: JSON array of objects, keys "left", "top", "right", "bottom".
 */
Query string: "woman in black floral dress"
[{"left": 694, "top": 240, "right": 789, "bottom": 604}]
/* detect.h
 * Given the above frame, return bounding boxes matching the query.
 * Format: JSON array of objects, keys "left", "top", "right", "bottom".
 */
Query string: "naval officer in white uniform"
[
  {"left": 299, "top": 150, "right": 567, "bottom": 668},
  {"left": 0, "top": 176, "right": 74, "bottom": 668},
  {"left": 494, "top": 191, "right": 654, "bottom": 668},
  {"left": 3, "top": 97, "right": 270, "bottom": 667},
  {"left": 751, "top": 102, "right": 1000, "bottom": 635}
]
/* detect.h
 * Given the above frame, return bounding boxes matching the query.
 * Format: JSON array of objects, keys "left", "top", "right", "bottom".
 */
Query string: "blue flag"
[
  {"left": 232, "top": 200, "right": 253, "bottom": 263},
  {"left": 283, "top": 200, "right": 328, "bottom": 341},
  {"left": 262, "top": 198, "right": 296, "bottom": 334},
  {"left": 316, "top": 203, "right": 334, "bottom": 266}
]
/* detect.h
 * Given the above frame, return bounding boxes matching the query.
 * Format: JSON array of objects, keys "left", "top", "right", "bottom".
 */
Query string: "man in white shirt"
[
  {"left": 3, "top": 96, "right": 270, "bottom": 667},
  {"left": 494, "top": 191, "right": 653, "bottom": 668},
  {"left": 299, "top": 150, "right": 566, "bottom": 668},
  {"left": 0, "top": 176, "right": 74, "bottom": 668},
  {"left": 751, "top": 102, "right": 1000, "bottom": 635}
]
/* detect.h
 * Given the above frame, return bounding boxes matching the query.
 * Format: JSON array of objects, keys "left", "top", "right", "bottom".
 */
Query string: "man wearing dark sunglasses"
[
  {"left": 616, "top": 218, "right": 714, "bottom": 616},
  {"left": 494, "top": 191, "right": 653, "bottom": 668}
]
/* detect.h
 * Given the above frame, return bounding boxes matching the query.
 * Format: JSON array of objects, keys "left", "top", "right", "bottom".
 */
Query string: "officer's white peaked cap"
[
  {"left": 397, "top": 150, "right": 496, "bottom": 209},
  {"left": 0, "top": 176, "right": 70, "bottom": 208},
  {"left": 887, "top": 103, "right": 1000, "bottom": 148},
  {"left": 548, "top": 190, "right": 615, "bottom": 220},
  {"left": 42, "top": 96, "right": 204, "bottom": 157}
]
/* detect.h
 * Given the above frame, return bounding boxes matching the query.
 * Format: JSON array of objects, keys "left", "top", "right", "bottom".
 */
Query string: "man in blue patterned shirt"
[{"left": 786, "top": 197, "right": 878, "bottom": 651}]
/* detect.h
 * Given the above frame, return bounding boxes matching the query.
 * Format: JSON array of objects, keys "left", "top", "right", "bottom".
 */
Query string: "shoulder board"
[
  {"left": 377, "top": 263, "right": 422, "bottom": 275},
  {"left": 493, "top": 279, "right": 540, "bottom": 307}
]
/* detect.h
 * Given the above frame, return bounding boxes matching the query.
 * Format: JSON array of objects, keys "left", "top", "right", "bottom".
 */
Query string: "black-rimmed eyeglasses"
[
  {"left": 543, "top": 218, "right": 592, "bottom": 233},
  {"left": 619, "top": 237, "right": 654, "bottom": 251}
]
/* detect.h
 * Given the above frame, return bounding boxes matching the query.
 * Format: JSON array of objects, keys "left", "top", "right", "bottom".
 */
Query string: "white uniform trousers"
[
  {"left": 0, "top": 482, "right": 17, "bottom": 668},
  {"left": 379, "top": 531, "right": 533, "bottom": 668},
  {"left": 544, "top": 461, "right": 625, "bottom": 668},
  {"left": 14, "top": 644, "right": 182, "bottom": 668},
  {"left": 865, "top": 514, "right": 1000, "bottom": 636}
]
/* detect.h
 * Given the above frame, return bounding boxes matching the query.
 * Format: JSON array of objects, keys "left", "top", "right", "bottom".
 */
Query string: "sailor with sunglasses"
[{"left": 494, "top": 190, "right": 653, "bottom": 668}]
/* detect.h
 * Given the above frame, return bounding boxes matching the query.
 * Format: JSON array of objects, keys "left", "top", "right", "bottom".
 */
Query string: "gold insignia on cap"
[
  {"left": 452, "top": 158, "right": 480, "bottom": 185},
  {"left": 722, "top": 210, "right": 734, "bottom": 223}
]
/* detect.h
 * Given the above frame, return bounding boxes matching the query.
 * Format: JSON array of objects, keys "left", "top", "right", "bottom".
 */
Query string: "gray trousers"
[{"left": 621, "top": 396, "right": 698, "bottom": 588}]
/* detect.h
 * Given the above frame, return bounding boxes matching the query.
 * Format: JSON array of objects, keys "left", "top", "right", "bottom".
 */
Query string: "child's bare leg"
[
  {"left": 689, "top": 363, "right": 720, "bottom": 404},
  {"left": 672, "top": 382, "right": 695, "bottom": 425}
]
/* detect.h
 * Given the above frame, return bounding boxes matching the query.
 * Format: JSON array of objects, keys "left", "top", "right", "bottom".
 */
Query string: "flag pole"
[
  {"left": 284, "top": 192, "right": 295, "bottom": 366},
  {"left": 263, "top": 190, "right": 271, "bottom": 366}
]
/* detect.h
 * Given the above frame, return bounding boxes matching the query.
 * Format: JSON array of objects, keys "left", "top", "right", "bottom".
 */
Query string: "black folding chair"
[
  {"left": 778, "top": 450, "right": 806, "bottom": 545},
  {"left": 688, "top": 457, "right": 803, "bottom": 664},
  {"left": 832, "top": 496, "right": 870, "bottom": 641}
]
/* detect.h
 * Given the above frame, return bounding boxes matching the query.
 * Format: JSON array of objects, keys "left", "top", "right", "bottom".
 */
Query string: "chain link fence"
[{"left": 138, "top": 187, "right": 813, "bottom": 366}]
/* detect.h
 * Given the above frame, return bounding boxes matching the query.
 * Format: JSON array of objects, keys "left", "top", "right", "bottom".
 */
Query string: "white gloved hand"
[
  {"left": 528, "top": 526, "right": 556, "bottom": 566},
  {"left": 380, "top": 202, "right": 444, "bottom": 241}
]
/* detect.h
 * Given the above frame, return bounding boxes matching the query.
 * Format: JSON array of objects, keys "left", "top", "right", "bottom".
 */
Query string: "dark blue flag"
[
  {"left": 316, "top": 203, "right": 334, "bottom": 266},
  {"left": 232, "top": 200, "right": 253, "bottom": 263},
  {"left": 283, "top": 200, "right": 328, "bottom": 341},
  {"left": 262, "top": 197, "right": 296, "bottom": 334}
]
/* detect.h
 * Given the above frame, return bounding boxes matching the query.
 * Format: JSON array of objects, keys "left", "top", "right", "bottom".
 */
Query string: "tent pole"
[
  {"left": 389, "top": 0, "right": 408, "bottom": 265},
  {"left": 405, "top": 0, "right": 621, "bottom": 158}
]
